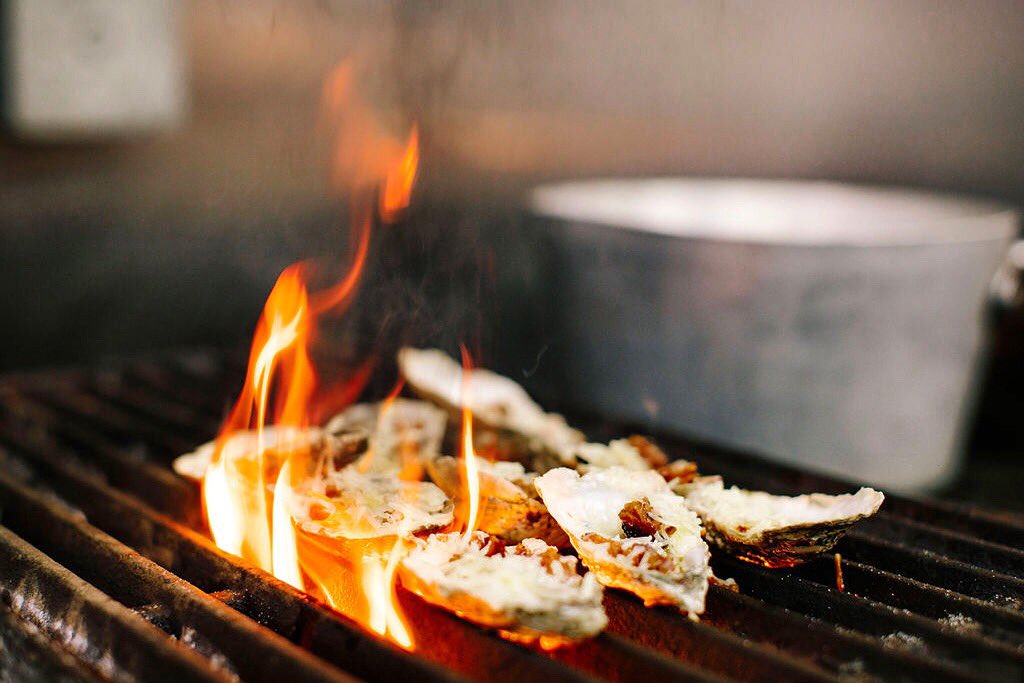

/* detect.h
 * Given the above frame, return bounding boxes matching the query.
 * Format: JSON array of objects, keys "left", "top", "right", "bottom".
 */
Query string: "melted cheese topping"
[
  {"left": 290, "top": 467, "right": 452, "bottom": 539},
  {"left": 535, "top": 467, "right": 710, "bottom": 615},
  {"left": 401, "top": 532, "right": 606, "bottom": 633}
]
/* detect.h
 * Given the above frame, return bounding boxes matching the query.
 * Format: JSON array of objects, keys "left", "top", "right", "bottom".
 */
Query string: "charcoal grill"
[{"left": 1, "top": 350, "right": 1023, "bottom": 682}]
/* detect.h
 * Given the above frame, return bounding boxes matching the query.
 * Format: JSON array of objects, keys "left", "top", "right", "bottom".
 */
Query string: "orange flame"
[
  {"left": 380, "top": 125, "right": 419, "bottom": 222},
  {"left": 355, "top": 377, "right": 406, "bottom": 475},
  {"left": 203, "top": 265, "right": 315, "bottom": 579},
  {"left": 459, "top": 344, "right": 482, "bottom": 539},
  {"left": 201, "top": 60, "right": 419, "bottom": 651},
  {"left": 364, "top": 539, "right": 414, "bottom": 649}
]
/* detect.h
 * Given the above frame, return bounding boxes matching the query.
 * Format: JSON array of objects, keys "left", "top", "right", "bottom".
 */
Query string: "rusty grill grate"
[{"left": 1, "top": 350, "right": 1023, "bottom": 682}]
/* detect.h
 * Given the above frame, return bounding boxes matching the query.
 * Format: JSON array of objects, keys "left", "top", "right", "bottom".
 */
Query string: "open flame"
[
  {"left": 459, "top": 345, "right": 482, "bottom": 539},
  {"left": 380, "top": 125, "right": 419, "bottom": 223},
  {"left": 202, "top": 264, "right": 314, "bottom": 581},
  {"left": 201, "top": 61, "right": 419, "bottom": 650}
]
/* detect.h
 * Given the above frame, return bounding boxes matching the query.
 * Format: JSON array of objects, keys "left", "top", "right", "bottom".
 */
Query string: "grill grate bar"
[
  {"left": 0, "top": 388, "right": 205, "bottom": 529},
  {"left": 125, "top": 361, "right": 235, "bottom": 418},
  {"left": 89, "top": 372, "right": 222, "bottom": 437},
  {"left": 855, "top": 514, "right": 1024, "bottom": 580},
  {"left": 715, "top": 556, "right": 1024, "bottom": 680},
  {"left": 700, "top": 585, "right": 980, "bottom": 681},
  {"left": 600, "top": 592, "right": 833, "bottom": 683},
  {"left": 23, "top": 382, "right": 196, "bottom": 457},
  {"left": 839, "top": 531, "right": 1024, "bottom": 605},
  {"left": 0, "top": 472, "right": 370, "bottom": 683},
  {"left": 0, "top": 603, "right": 111, "bottom": 683},
  {"left": 0, "top": 526, "right": 230, "bottom": 683},
  {"left": 790, "top": 558, "right": 1024, "bottom": 646},
  {"left": 601, "top": 588, "right": 973, "bottom": 682}
]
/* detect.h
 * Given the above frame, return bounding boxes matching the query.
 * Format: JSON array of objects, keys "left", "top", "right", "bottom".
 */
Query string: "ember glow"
[{"left": 200, "top": 60, "right": 419, "bottom": 651}]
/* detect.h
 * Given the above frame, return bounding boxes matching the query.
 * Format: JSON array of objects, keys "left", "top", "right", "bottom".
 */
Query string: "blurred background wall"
[{"left": 2, "top": 0, "right": 1023, "bottom": 371}]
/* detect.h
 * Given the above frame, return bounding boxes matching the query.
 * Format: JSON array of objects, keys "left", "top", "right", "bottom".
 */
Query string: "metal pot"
[{"left": 529, "top": 179, "right": 1019, "bottom": 490}]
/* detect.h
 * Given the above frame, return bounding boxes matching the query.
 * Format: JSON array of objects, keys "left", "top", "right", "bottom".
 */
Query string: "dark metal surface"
[
  {"left": 0, "top": 527, "right": 229, "bottom": 683},
  {"left": 1, "top": 349, "right": 1024, "bottom": 682},
  {"left": 0, "top": 605, "right": 110, "bottom": 683}
]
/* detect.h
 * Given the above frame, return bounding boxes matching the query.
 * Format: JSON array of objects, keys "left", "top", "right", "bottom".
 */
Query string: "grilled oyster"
[
  {"left": 574, "top": 436, "right": 698, "bottom": 485},
  {"left": 288, "top": 466, "right": 453, "bottom": 543},
  {"left": 535, "top": 467, "right": 710, "bottom": 616},
  {"left": 399, "top": 531, "right": 607, "bottom": 648},
  {"left": 676, "top": 476, "right": 885, "bottom": 568},
  {"left": 397, "top": 347, "right": 584, "bottom": 471},
  {"left": 324, "top": 398, "right": 446, "bottom": 478},
  {"left": 172, "top": 426, "right": 365, "bottom": 482},
  {"left": 574, "top": 439, "right": 651, "bottom": 472},
  {"left": 426, "top": 455, "right": 568, "bottom": 547}
]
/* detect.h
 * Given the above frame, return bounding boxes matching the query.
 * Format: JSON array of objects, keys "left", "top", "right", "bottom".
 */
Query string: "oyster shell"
[
  {"left": 574, "top": 436, "right": 698, "bottom": 485},
  {"left": 172, "top": 426, "right": 365, "bottom": 482},
  {"left": 397, "top": 347, "right": 584, "bottom": 470},
  {"left": 398, "top": 531, "right": 607, "bottom": 648},
  {"left": 534, "top": 467, "right": 711, "bottom": 616},
  {"left": 324, "top": 398, "right": 446, "bottom": 477},
  {"left": 288, "top": 466, "right": 453, "bottom": 542},
  {"left": 574, "top": 439, "right": 651, "bottom": 472},
  {"left": 426, "top": 455, "right": 568, "bottom": 547},
  {"left": 676, "top": 476, "right": 885, "bottom": 568}
]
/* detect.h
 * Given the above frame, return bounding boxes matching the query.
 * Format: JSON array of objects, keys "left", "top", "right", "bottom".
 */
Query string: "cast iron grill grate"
[{"left": 1, "top": 350, "right": 1023, "bottom": 682}]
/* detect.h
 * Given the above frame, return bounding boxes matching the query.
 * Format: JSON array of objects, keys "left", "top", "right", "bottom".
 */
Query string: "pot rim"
[{"left": 530, "top": 178, "right": 1019, "bottom": 247}]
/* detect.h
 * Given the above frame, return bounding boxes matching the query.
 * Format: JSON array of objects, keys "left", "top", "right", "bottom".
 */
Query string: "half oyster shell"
[
  {"left": 535, "top": 467, "right": 711, "bottom": 616},
  {"left": 574, "top": 436, "right": 698, "bottom": 485},
  {"left": 288, "top": 466, "right": 453, "bottom": 542},
  {"left": 324, "top": 398, "right": 446, "bottom": 477},
  {"left": 676, "top": 476, "right": 885, "bottom": 568},
  {"left": 426, "top": 455, "right": 568, "bottom": 547},
  {"left": 574, "top": 439, "right": 651, "bottom": 472},
  {"left": 172, "top": 426, "right": 365, "bottom": 483},
  {"left": 397, "top": 347, "right": 584, "bottom": 470},
  {"left": 398, "top": 531, "right": 607, "bottom": 648}
]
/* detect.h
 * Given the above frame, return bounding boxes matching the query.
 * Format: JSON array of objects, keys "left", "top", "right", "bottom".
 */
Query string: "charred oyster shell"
[
  {"left": 398, "top": 531, "right": 607, "bottom": 648},
  {"left": 535, "top": 467, "right": 711, "bottom": 616},
  {"left": 426, "top": 455, "right": 568, "bottom": 547},
  {"left": 676, "top": 476, "right": 885, "bottom": 568},
  {"left": 397, "top": 347, "right": 584, "bottom": 471}
]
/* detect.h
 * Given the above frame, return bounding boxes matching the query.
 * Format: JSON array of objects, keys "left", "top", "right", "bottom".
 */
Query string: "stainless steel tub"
[{"left": 530, "top": 179, "right": 1019, "bottom": 490}]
